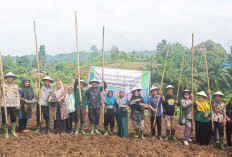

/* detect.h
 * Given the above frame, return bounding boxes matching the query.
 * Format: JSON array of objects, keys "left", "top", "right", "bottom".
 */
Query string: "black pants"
[
  {"left": 226, "top": 122, "right": 232, "bottom": 146},
  {"left": 66, "top": 112, "right": 75, "bottom": 132},
  {"left": 104, "top": 113, "right": 115, "bottom": 128},
  {"left": 36, "top": 105, "right": 50, "bottom": 126},
  {"left": 1, "top": 107, "right": 17, "bottom": 125},
  {"left": 212, "top": 121, "right": 224, "bottom": 137},
  {"left": 19, "top": 119, "right": 28, "bottom": 131},
  {"left": 195, "top": 121, "right": 211, "bottom": 145},
  {"left": 88, "top": 108, "right": 100, "bottom": 125},
  {"left": 75, "top": 108, "right": 86, "bottom": 124},
  {"left": 150, "top": 116, "right": 162, "bottom": 136}
]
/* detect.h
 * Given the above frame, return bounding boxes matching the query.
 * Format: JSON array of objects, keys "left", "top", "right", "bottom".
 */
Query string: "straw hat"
[
  {"left": 196, "top": 91, "right": 208, "bottom": 98},
  {"left": 80, "top": 80, "right": 87, "bottom": 87},
  {"left": 149, "top": 86, "right": 160, "bottom": 92},
  {"left": 131, "top": 87, "right": 142, "bottom": 94},
  {"left": 89, "top": 78, "right": 100, "bottom": 84},
  {"left": 182, "top": 90, "right": 191, "bottom": 94},
  {"left": 4, "top": 72, "right": 17, "bottom": 79},
  {"left": 41, "top": 76, "right": 54, "bottom": 83},
  {"left": 165, "top": 85, "right": 175, "bottom": 90},
  {"left": 212, "top": 91, "right": 225, "bottom": 98}
]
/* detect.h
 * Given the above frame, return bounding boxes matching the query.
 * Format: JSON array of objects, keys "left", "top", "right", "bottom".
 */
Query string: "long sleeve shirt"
[
  {"left": 74, "top": 79, "right": 87, "bottom": 108},
  {"left": 1, "top": 82, "right": 20, "bottom": 107},
  {"left": 86, "top": 81, "right": 107, "bottom": 109}
]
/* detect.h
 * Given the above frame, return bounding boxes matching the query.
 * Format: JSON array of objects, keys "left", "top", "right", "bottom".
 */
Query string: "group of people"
[{"left": 1, "top": 72, "right": 232, "bottom": 150}]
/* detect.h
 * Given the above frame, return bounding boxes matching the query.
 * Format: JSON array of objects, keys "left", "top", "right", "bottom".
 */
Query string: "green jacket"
[
  {"left": 194, "top": 102, "right": 211, "bottom": 123},
  {"left": 74, "top": 79, "right": 87, "bottom": 108}
]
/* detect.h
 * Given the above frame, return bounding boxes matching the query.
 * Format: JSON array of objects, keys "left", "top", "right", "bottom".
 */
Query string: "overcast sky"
[{"left": 0, "top": 0, "right": 231, "bottom": 56}]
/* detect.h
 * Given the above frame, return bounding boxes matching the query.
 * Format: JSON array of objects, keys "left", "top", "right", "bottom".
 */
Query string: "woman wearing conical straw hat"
[
  {"left": 0, "top": 72, "right": 20, "bottom": 138},
  {"left": 210, "top": 91, "right": 228, "bottom": 150},
  {"left": 194, "top": 91, "right": 211, "bottom": 145}
]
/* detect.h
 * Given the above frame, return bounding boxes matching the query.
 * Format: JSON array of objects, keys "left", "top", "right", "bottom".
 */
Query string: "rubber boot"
[
  {"left": 74, "top": 123, "right": 79, "bottom": 135},
  {"left": 11, "top": 122, "right": 18, "bottom": 137},
  {"left": 3, "top": 124, "right": 9, "bottom": 138},
  {"left": 34, "top": 122, "right": 41, "bottom": 133},
  {"left": 139, "top": 130, "right": 146, "bottom": 140},
  {"left": 210, "top": 136, "right": 216, "bottom": 147},
  {"left": 104, "top": 126, "right": 109, "bottom": 136},
  {"left": 45, "top": 120, "right": 50, "bottom": 134},
  {"left": 165, "top": 130, "right": 170, "bottom": 141},
  {"left": 171, "top": 130, "right": 177, "bottom": 141},
  {"left": 219, "top": 136, "right": 225, "bottom": 150},
  {"left": 80, "top": 123, "right": 86, "bottom": 135},
  {"left": 134, "top": 129, "right": 139, "bottom": 138},
  {"left": 94, "top": 124, "right": 101, "bottom": 135},
  {"left": 90, "top": 124, "right": 95, "bottom": 134},
  {"left": 109, "top": 126, "right": 114, "bottom": 135}
]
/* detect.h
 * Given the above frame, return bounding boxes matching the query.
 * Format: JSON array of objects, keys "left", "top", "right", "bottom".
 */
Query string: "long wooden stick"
[
  {"left": 191, "top": 34, "right": 194, "bottom": 127},
  {"left": 153, "top": 49, "right": 169, "bottom": 127},
  {"left": 75, "top": 11, "right": 82, "bottom": 106},
  {"left": 33, "top": 21, "right": 42, "bottom": 123},
  {"left": 102, "top": 26, "right": 105, "bottom": 124},
  {"left": 203, "top": 43, "right": 214, "bottom": 132},
  {"left": 116, "top": 71, "right": 118, "bottom": 94},
  {"left": 0, "top": 49, "right": 8, "bottom": 126},
  {"left": 172, "top": 56, "right": 184, "bottom": 125}
]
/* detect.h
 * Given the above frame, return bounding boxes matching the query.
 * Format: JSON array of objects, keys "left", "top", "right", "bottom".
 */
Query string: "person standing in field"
[
  {"left": 65, "top": 86, "right": 76, "bottom": 134},
  {"left": 18, "top": 78, "right": 36, "bottom": 133},
  {"left": 74, "top": 74, "right": 88, "bottom": 135},
  {"left": 210, "top": 91, "right": 228, "bottom": 150},
  {"left": 180, "top": 90, "right": 194, "bottom": 146},
  {"left": 35, "top": 76, "right": 53, "bottom": 134},
  {"left": 194, "top": 91, "right": 211, "bottom": 145},
  {"left": 49, "top": 81, "right": 69, "bottom": 135},
  {"left": 0, "top": 72, "right": 20, "bottom": 138},
  {"left": 104, "top": 90, "right": 116, "bottom": 135},
  {"left": 148, "top": 86, "right": 164, "bottom": 140},
  {"left": 115, "top": 90, "right": 130, "bottom": 137},
  {"left": 226, "top": 98, "right": 232, "bottom": 147},
  {"left": 129, "top": 87, "right": 148, "bottom": 139},
  {"left": 87, "top": 78, "right": 107, "bottom": 135},
  {"left": 162, "top": 85, "right": 178, "bottom": 141}
]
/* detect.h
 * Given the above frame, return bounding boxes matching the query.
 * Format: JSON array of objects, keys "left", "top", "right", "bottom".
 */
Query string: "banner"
[{"left": 89, "top": 66, "right": 150, "bottom": 102}]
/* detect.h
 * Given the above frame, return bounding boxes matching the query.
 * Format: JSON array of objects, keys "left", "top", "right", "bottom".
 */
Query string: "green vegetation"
[{"left": 2, "top": 39, "right": 232, "bottom": 102}]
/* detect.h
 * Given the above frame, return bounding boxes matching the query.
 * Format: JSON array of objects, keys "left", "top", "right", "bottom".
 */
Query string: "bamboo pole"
[
  {"left": 116, "top": 71, "right": 118, "bottom": 94},
  {"left": 203, "top": 43, "right": 214, "bottom": 132},
  {"left": 33, "top": 21, "right": 42, "bottom": 123},
  {"left": 75, "top": 11, "right": 82, "bottom": 106},
  {"left": 102, "top": 26, "right": 105, "bottom": 124},
  {"left": 172, "top": 56, "right": 184, "bottom": 125},
  {"left": 0, "top": 49, "right": 8, "bottom": 126},
  {"left": 153, "top": 49, "right": 169, "bottom": 127},
  {"left": 191, "top": 34, "right": 194, "bottom": 128}
]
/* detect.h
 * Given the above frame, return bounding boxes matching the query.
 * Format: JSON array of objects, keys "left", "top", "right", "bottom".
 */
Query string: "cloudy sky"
[{"left": 0, "top": 0, "right": 231, "bottom": 56}]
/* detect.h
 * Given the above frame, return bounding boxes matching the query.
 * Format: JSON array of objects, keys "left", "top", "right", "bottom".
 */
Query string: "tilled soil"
[{"left": 0, "top": 111, "right": 231, "bottom": 157}]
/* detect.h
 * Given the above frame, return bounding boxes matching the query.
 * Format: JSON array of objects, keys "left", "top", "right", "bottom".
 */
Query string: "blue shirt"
[{"left": 147, "top": 95, "right": 163, "bottom": 117}]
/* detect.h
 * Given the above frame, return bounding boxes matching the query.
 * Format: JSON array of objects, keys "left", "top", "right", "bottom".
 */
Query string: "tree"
[
  {"left": 2, "top": 55, "right": 16, "bottom": 71},
  {"left": 17, "top": 55, "right": 32, "bottom": 68},
  {"left": 110, "top": 45, "right": 120, "bottom": 61},
  {"left": 39, "top": 45, "right": 47, "bottom": 69},
  {"left": 120, "top": 51, "right": 129, "bottom": 60}
]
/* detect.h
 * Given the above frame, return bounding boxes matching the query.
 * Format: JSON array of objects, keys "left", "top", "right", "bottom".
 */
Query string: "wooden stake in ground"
[
  {"left": 33, "top": 21, "right": 42, "bottom": 123},
  {"left": 153, "top": 49, "right": 169, "bottom": 127},
  {"left": 102, "top": 26, "right": 105, "bottom": 124},
  {"left": 172, "top": 56, "right": 184, "bottom": 126},
  {"left": 203, "top": 43, "right": 214, "bottom": 132},
  {"left": 0, "top": 49, "right": 8, "bottom": 126},
  {"left": 75, "top": 11, "right": 82, "bottom": 106},
  {"left": 191, "top": 34, "right": 194, "bottom": 127}
]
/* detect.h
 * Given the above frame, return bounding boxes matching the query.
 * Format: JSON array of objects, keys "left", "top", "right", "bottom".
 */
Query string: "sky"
[{"left": 0, "top": 0, "right": 231, "bottom": 56}]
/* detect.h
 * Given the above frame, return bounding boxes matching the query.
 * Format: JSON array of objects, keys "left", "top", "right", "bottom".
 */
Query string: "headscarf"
[
  {"left": 20, "top": 78, "right": 35, "bottom": 100},
  {"left": 105, "top": 90, "right": 116, "bottom": 106},
  {"left": 54, "top": 81, "right": 65, "bottom": 99},
  {"left": 65, "top": 86, "right": 75, "bottom": 113},
  {"left": 195, "top": 99, "right": 210, "bottom": 114},
  {"left": 118, "top": 90, "right": 126, "bottom": 108}
]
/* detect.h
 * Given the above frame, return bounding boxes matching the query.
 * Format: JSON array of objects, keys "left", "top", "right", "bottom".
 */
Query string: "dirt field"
[{"left": 0, "top": 110, "right": 231, "bottom": 157}]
